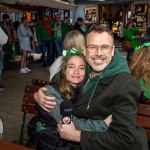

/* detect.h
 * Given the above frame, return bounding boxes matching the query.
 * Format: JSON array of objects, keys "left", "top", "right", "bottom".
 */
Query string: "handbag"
[{"left": 122, "top": 40, "right": 131, "bottom": 51}]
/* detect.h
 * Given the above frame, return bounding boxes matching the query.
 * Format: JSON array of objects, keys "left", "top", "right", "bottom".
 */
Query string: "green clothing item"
[
  {"left": 44, "top": 84, "right": 108, "bottom": 132},
  {"left": 124, "top": 28, "right": 140, "bottom": 50},
  {"left": 52, "top": 21, "right": 69, "bottom": 41},
  {"left": 36, "top": 23, "right": 53, "bottom": 41},
  {"left": 139, "top": 79, "right": 150, "bottom": 99},
  {"left": 83, "top": 49, "right": 130, "bottom": 109},
  {"left": 84, "top": 49, "right": 130, "bottom": 93}
]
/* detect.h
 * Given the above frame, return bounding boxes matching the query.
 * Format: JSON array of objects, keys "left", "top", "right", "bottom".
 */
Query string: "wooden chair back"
[
  {"left": 19, "top": 85, "right": 41, "bottom": 144},
  {"left": 137, "top": 103, "right": 150, "bottom": 141},
  {"left": 32, "top": 78, "right": 50, "bottom": 87}
]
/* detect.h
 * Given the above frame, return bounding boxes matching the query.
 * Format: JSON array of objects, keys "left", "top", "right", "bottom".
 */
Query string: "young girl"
[
  {"left": 130, "top": 42, "right": 150, "bottom": 100},
  {"left": 28, "top": 48, "right": 111, "bottom": 150}
]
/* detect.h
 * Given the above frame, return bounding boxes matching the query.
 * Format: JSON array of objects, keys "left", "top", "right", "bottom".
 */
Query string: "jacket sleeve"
[
  {"left": 45, "top": 85, "right": 108, "bottom": 133},
  {"left": 80, "top": 77, "right": 141, "bottom": 150},
  {"left": 44, "top": 85, "right": 64, "bottom": 123},
  {"left": 72, "top": 115, "right": 108, "bottom": 132}
]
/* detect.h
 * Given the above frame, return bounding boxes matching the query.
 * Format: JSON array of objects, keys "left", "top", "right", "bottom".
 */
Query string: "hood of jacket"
[{"left": 83, "top": 49, "right": 130, "bottom": 110}]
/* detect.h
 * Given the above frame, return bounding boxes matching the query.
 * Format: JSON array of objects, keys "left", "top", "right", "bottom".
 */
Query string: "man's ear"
[
  {"left": 111, "top": 45, "right": 115, "bottom": 56},
  {"left": 83, "top": 49, "right": 86, "bottom": 56}
]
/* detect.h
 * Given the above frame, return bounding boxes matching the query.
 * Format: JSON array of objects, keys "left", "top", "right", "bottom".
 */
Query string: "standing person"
[
  {"left": 17, "top": 16, "right": 32, "bottom": 74},
  {"left": 34, "top": 26, "right": 148, "bottom": 150},
  {"left": 130, "top": 42, "right": 150, "bottom": 100},
  {"left": 123, "top": 21, "right": 140, "bottom": 62},
  {"left": 146, "top": 22, "right": 150, "bottom": 42},
  {"left": 65, "top": 18, "right": 73, "bottom": 31},
  {"left": 73, "top": 17, "right": 87, "bottom": 36},
  {"left": 49, "top": 30, "right": 85, "bottom": 81},
  {"left": 1, "top": 14, "right": 14, "bottom": 69},
  {"left": 53, "top": 14, "right": 69, "bottom": 58},
  {"left": 36, "top": 15, "right": 53, "bottom": 67},
  {"left": 29, "top": 48, "right": 111, "bottom": 150},
  {"left": 0, "top": 27, "right": 8, "bottom": 90}
]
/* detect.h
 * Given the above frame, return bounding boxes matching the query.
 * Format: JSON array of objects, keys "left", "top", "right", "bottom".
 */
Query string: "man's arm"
[
  {"left": 58, "top": 77, "right": 143, "bottom": 150},
  {"left": 34, "top": 87, "right": 56, "bottom": 112},
  {"left": 37, "top": 85, "right": 111, "bottom": 132}
]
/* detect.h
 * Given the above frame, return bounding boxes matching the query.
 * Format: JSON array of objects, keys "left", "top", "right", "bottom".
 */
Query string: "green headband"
[
  {"left": 135, "top": 42, "right": 150, "bottom": 51},
  {"left": 63, "top": 48, "right": 83, "bottom": 57}
]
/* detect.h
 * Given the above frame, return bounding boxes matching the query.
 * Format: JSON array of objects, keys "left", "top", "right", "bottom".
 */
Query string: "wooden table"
[{"left": 0, "top": 141, "right": 33, "bottom": 150}]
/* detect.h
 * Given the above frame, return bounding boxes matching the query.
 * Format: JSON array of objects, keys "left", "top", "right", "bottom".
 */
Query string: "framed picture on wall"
[{"left": 84, "top": 6, "right": 98, "bottom": 24}]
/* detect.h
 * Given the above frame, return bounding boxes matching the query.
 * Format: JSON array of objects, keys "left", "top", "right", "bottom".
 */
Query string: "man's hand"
[
  {"left": 34, "top": 87, "right": 56, "bottom": 112},
  {"left": 104, "top": 115, "right": 112, "bottom": 127},
  {"left": 57, "top": 122, "right": 81, "bottom": 142}
]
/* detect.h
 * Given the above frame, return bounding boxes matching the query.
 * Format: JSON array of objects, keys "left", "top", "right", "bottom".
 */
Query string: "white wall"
[{"left": 74, "top": 4, "right": 98, "bottom": 23}]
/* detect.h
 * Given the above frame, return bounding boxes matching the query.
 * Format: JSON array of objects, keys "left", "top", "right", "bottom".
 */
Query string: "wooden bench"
[
  {"left": 137, "top": 103, "right": 150, "bottom": 141},
  {"left": 19, "top": 79, "right": 50, "bottom": 144},
  {"left": 19, "top": 85, "right": 41, "bottom": 144},
  {"left": 0, "top": 140, "right": 33, "bottom": 150},
  {"left": 21, "top": 79, "right": 150, "bottom": 144}
]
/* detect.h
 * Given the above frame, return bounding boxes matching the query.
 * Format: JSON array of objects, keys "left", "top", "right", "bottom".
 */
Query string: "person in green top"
[
  {"left": 124, "top": 21, "right": 141, "bottom": 62},
  {"left": 52, "top": 14, "right": 69, "bottom": 58},
  {"left": 130, "top": 42, "right": 150, "bottom": 100},
  {"left": 36, "top": 15, "right": 53, "bottom": 67}
]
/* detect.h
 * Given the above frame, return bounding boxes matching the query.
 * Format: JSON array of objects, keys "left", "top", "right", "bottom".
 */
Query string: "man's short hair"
[
  {"left": 85, "top": 25, "right": 114, "bottom": 44},
  {"left": 77, "top": 17, "right": 84, "bottom": 22},
  {"left": 3, "top": 14, "right": 9, "bottom": 21}
]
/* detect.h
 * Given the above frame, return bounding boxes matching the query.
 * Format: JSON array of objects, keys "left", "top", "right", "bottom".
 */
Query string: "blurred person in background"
[
  {"left": 36, "top": 15, "right": 53, "bottom": 67},
  {"left": 0, "top": 26, "right": 8, "bottom": 90},
  {"left": 17, "top": 16, "right": 32, "bottom": 74},
  {"left": 124, "top": 21, "right": 140, "bottom": 62},
  {"left": 1, "top": 14, "right": 14, "bottom": 69}
]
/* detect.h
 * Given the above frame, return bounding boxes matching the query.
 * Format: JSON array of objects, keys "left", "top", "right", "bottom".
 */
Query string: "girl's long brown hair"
[
  {"left": 130, "top": 46, "right": 150, "bottom": 87},
  {"left": 51, "top": 55, "right": 87, "bottom": 100}
]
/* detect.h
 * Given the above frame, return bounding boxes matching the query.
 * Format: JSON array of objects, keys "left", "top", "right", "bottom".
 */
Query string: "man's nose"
[{"left": 95, "top": 47, "right": 103, "bottom": 55}]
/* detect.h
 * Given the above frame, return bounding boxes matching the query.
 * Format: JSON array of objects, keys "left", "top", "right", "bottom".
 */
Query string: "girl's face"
[{"left": 66, "top": 55, "right": 86, "bottom": 87}]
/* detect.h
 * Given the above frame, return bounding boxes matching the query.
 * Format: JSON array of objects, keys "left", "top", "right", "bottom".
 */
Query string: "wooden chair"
[
  {"left": 137, "top": 103, "right": 150, "bottom": 141},
  {"left": 32, "top": 78, "right": 50, "bottom": 87},
  {"left": 0, "top": 140, "right": 33, "bottom": 150},
  {"left": 19, "top": 85, "right": 41, "bottom": 144}
]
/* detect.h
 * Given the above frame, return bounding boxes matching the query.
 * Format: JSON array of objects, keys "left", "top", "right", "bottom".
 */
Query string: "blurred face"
[
  {"left": 56, "top": 15, "right": 61, "bottom": 24},
  {"left": 5, "top": 18, "right": 10, "bottom": 23},
  {"left": 22, "top": 19, "right": 28, "bottom": 26},
  {"left": 85, "top": 31, "right": 115, "bottom": 77},
  {"left": 66, "top": 55, "right": 86, "bottom": 87},
  {"left": 128, "top": 23, "right": 133, "bottom": 29}
]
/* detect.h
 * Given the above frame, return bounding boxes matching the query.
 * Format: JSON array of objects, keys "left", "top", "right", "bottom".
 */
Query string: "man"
[
  {"left": 52, "top": 14, "right": 69, "bottom": 58},
  {"left": 36, "top": 15, "right": 53, "bottom": 67},
  {"left": 1, "top": 14, "right": 14, "bottom": 69},
  {"left": 73, "top": 17, "right": 87, "bottom": 36},
  {"left": 34, "top": 26, "right": 148, "bottom": 150}
]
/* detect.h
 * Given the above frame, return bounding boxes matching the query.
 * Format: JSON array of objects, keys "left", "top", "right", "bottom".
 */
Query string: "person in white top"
[
  {"left": 0, "top": 26, "right": 8, "bottom": 90},
  {"left": 49, "top": 30, "right": 86, "bottom": 81},
  {"left": 17, "top": 16, "right": 32, "bottom": 74}
]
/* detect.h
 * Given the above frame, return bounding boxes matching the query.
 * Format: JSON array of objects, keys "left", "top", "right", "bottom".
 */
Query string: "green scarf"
[{"left": 83, "top": 49, "right": 130, "bottom": 110}]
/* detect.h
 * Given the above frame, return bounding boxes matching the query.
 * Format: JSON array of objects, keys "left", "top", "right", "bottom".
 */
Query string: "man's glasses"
[{"left": 86, "top": 45, "right": 113, "bottom": 53}]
